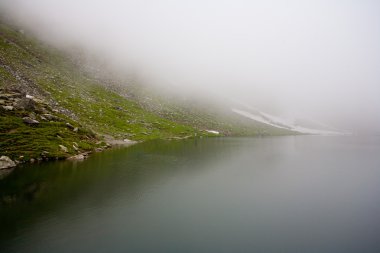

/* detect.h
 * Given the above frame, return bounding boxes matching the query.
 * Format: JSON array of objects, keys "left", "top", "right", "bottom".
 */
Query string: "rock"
[
  {"left": 0, "top": 99, "right": 5, "bottom": 105},
  {"left": 66, "top": 123, "right": 75, "bottom": 130},
  {"left": 15, "top": 97, "right": 36, "bottom": 111},
  {"left": 72, "top": 144, "right": 79, "bottom": 151},
  {"left": 95, "top": 148, "right": 103, "bottom": 152},
  {"left": 73, "top": 127, "right": 78, "bottom": 132},
  {"left": 43, "top": 114, "right": 59, "bottom": 121},
  {"left": 41, "top": 151, "right": 49, "bottom": 157},
  {"left": 67, "top": 154, "right": 86, "bottom": 161},
  {"left": 26, "top": 94, "right": 34, "bottom": 99},
  {"left": 2, "top": 105, "right": 13, "bottom": 111},
  {"left": 0, "top": 156, "right": 16, "bottom": 169},
  {"left": 23, "top": 117, "right": 39, "bottom": 125},
  {"left": 30, "top": 158, "right": 35, "bottom": 163},
  {"left": 0, "top": 93, "right": 22, "bottom": 99},
  {"left": 59, "top": 145, "right": 68, "bottom": 153}
]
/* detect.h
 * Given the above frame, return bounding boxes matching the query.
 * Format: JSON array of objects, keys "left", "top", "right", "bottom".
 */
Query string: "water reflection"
[{"left": 1, "top": 136, "right": 380, "bottom": 253}]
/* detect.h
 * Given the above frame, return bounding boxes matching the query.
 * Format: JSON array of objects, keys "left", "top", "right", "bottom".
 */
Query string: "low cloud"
[{"left": 1, "top": 0, "right": 380, "bottom": 132}]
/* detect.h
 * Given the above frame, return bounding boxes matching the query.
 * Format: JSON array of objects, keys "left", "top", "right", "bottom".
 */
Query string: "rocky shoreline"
[
  {"left": 0, "top": 138, "right": 138, "bottom": 179},
  {"left": 0, "top": 86, "right": 139, "bottom": 178}
]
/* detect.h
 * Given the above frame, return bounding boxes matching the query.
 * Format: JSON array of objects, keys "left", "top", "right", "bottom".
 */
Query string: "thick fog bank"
[{"left": 1, "top": 0, "right": 379, "bottom": 133}]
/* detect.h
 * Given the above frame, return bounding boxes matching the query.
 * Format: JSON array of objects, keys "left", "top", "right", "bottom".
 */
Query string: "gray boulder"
[
  {"left": 67, "top": 154, "right": 86, "bottom": 161},
  {"left": 23, "top": 117, "right": 39, "bottom": 125},
  {"left": 15, "top": 97, "right": 36, "bottom": 111},
  {"left": 0, "top": 156, "right": 16, "bottom": 169},
  {"left": 2, "top": 105, "right": 13, "bottom": 111},
  {"left": 59, "top": 145, "right": 68, "bottom": 153}
]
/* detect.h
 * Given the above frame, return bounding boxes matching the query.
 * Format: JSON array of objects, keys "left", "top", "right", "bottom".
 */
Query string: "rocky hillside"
[{"left": 0, "top": 20, "right": 294, "bottom": 169}]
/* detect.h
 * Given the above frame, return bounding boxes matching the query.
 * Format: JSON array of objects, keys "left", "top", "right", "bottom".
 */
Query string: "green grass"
[{"left": 0, "top": 114, "right": 99, "bottom": 161}]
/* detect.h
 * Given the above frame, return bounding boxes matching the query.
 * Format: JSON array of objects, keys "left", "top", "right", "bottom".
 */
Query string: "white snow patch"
[
  {"left": 206, "top": 130, "right": 220, "bottom": 135},
  {"left": 232, "top": 108, "right": 348, "bottom": 135}
]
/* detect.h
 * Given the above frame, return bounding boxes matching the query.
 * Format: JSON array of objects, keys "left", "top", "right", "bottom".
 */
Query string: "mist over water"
[{"left": 1, "top": 0, "right": 380, "bottom": 133}]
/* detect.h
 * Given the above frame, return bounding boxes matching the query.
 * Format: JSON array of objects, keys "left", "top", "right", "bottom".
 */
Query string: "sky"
[{"left": 1, "top": 0, "right": 380, "bottom": 133}]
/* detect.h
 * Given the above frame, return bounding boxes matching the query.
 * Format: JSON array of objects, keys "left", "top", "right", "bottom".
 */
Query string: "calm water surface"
[{"left": 1, "top": 136, "right": 380, "bottom": 253}]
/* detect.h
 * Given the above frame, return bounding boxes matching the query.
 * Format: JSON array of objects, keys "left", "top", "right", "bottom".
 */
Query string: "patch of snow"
[
  {"left": 232, "top": 109, "right": 287, "bottom": 129},
  {"left": 232, "top": 108, "right": 348, "bottom": 135},
  {"left": 206, "top": 130, "right": 220, "bottom": 135}
]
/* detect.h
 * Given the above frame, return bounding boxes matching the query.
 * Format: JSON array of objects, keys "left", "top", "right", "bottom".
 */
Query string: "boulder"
[
  {"left": 23, "top": 117, "right": 39, "bottom": 125},
  {"left": 2, "top": 105, "right": 13, "bottom": 111},
  {"left": 59, "top": 145, "right": 68, "bottom": 153},
  {"left": 43, "top": 114, "right": 61, "bottom": 121},
  {"left": 15, "top": 97, "right": 36, "bottom": 111},
  {"left": 95, "top": 148, "right": 103, "bottom": 152},
  {"left": 67, "top": 154, "right": 87, "bottom": 161},
  {"left": 0, "top": 93, "right": 22, "bottom": 99},
  {"left": 66, "top": 122, "right": 75, "bottom": 130},
  {"left": 0, "top": 156, "right": 16, "bottom": 169}
]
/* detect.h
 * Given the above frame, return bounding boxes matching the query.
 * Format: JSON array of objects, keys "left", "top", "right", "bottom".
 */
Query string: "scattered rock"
[
  {"left": 43, "top": 114, "right": 58, "bottom": 121},
  {"left": 0, "top": 93, "right": 22, "bottom": 99},
  {"left": 15, "top": 97, "right": 36, "bottom": 111},
  {"left": 41, "top": 151, "right": 49, "bottom": 157},
  {"left": 66, "top": 122, "right": 75, "bottom": 130},
  {"left": 59, "top": 145, "right": 68, "bottom": 153},
  {"left": 23, "top": 117, "right": 39, "bottom": 125},
  {"left": 0, "top": 156, "right": 16, "bottom": 169},
  {"left": 95, "top": 148, "right": 103, "bottom": 152},
  {"left": 67, "top": 153, "right": 87, "bottom": 161},
  {"left": 2, "top": 105, "right": 13, "bottom": 111}
]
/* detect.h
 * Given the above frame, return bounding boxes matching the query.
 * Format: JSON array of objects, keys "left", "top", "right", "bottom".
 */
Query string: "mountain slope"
[{"left": 0, "top": 20, "right": 295, "bottom": 163}]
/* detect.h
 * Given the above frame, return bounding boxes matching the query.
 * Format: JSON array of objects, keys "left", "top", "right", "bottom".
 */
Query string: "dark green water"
[{"left": 1, "top": 136, "right": 380, "bottom": 253}]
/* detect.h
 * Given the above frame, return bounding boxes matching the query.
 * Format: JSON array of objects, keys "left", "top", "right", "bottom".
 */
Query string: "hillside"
[{"left": 0, "top": 20, "right": 294, "bottom": 165}]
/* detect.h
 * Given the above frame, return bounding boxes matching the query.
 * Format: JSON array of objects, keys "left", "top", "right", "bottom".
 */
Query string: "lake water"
[{"left": 1, "top": 136, "right": 380, "bottom": 253}]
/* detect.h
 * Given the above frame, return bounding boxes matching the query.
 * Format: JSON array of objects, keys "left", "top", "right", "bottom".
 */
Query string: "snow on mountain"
[{"left": 231, "top": 108, "right": 348, "bottom": 135}]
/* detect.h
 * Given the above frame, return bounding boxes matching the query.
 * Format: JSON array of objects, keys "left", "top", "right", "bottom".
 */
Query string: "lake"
[{"left": 1, "top": 136, "right": 380, "bottom": 253}]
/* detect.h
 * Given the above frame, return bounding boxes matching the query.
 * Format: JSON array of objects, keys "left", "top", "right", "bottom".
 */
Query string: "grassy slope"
[
  {"left": 0, "top": 22, "right": 201, "bottom": 161},
  {"left": 0, "top": 21, "right": 294, "bottom": 162}
]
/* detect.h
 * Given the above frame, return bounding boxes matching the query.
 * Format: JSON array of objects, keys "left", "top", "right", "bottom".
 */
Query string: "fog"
[{"left": 1, "top": 0, "right": 380, "bottom": 133}]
